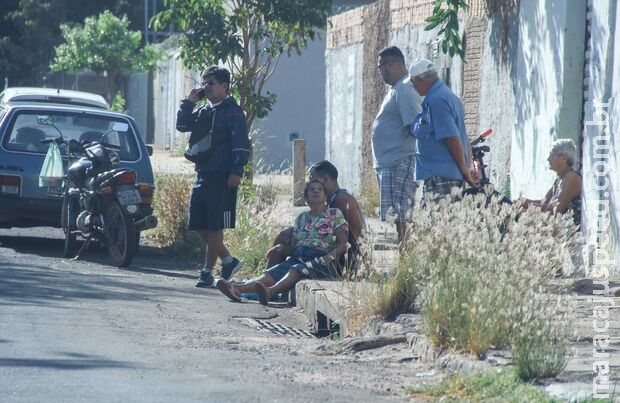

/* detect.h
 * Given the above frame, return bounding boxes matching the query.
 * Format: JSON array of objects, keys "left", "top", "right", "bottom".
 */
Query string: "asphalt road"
[{"left": 0, "top": 228, "right": 430, "bottom": 403}]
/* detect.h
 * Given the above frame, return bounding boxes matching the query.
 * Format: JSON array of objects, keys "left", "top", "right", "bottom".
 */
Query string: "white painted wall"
[
  {"left": 325, "top": 44, "right": 364, "bottom": 194},
  {"left": 252, "top": 37, "right": 327, "bottom": 171},
  {"left": 582, "top": 0, "right": 620, "bottom": 268},
  {"left": 510, "top": 0, "right": 568, "bottom": 200}
]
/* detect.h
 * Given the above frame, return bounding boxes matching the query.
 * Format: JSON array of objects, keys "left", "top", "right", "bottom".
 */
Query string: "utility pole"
[{"left": 144, "top": 0, "right": 149, "bottom": 45}]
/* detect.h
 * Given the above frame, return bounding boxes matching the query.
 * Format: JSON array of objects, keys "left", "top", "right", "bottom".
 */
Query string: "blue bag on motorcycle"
[{"left": 38, "top": 142, "right": 64, "bottom": 187}]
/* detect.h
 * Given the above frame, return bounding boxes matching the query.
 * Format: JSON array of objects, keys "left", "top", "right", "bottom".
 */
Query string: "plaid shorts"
[
  {"left": 376, "top": 155, "right": 417, "bottom": 222},
  {"left": 422, "top": 176, "right": 464, "bottom": 202}
]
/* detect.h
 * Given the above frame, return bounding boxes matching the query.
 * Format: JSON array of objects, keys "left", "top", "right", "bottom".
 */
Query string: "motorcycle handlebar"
[{"left": 41, "top": 137, "right": 120, "bottom": 153}]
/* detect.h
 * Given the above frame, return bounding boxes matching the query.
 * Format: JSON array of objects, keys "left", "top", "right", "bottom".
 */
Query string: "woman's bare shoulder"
[{"left": 564, "top": 171, "right": 582, "bottom": 186}]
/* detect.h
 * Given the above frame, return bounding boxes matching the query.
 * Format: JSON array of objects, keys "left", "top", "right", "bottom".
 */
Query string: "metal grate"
[{"left": 239, "top": 318, "right": 316, "bottom": 339}]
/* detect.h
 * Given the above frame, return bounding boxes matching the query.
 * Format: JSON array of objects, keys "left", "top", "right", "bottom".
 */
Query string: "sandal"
[
  {"left": 215, "top": 279, "right": 242, "bottom": 302},
  {"left": 254, "top": 282, "right": 271, "bottom": 306}
]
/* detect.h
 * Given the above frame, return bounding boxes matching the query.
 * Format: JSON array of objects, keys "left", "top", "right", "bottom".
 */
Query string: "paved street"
[{"left": 0, "top": 228, "right": 430, "bottom": 403}]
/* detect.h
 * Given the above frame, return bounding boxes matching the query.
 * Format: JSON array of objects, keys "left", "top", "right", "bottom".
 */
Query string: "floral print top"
[{"left": 293, "top": 207, "right": 347, "bottom": 252}]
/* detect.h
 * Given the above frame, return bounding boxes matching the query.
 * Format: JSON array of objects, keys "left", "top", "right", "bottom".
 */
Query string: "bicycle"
[{"left": 463, "top": 128, "right": 511, "bottom": 204}]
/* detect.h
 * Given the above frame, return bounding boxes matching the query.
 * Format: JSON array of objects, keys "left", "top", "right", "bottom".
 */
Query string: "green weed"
[
  {"left": 409, "top": 369, "right": 560, "bottom": 402},
  {"left": 224, "top": 176, "right": 279, "bottom": 278}
]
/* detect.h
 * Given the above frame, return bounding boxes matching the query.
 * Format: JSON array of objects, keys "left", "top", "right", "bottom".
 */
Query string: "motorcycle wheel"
[
  {"left": 62, "top": 195, "right": 78, "bottom": 258},
  {"left": 104, "top": 201, "right": 137, "bottom": 267},
  {"left": 134, "top": 231, "right": 141, "bottom": 256}
]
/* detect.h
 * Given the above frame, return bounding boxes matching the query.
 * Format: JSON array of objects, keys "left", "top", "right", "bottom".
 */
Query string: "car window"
[{"left": 2, "top": 111, "right": 140, "bottom": 161}]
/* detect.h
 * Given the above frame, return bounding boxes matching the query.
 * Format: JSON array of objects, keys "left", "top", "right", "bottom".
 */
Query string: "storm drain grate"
[{"left": 239, "top": 318, "right": 316, "bottom": 339}]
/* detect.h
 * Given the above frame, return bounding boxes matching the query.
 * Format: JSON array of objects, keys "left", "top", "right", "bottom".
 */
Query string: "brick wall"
[
  {"left": 390, "top": 0, "right": 435, "bottom": 29},
  {"left": 361, "top": 0, "right": 392, "bottom": 189},
  {"left": 327, "top": 8, "right": 365, "bottom": 50},
  {"left": 462, "top": 17, "right": 486, "bottom": 138},
  {"left": 327, "top": 0, "right": 492, "bottom": 190}
]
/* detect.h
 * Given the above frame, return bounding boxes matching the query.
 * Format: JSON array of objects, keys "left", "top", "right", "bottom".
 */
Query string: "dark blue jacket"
[{"left": 176, "top": 96, "right": 250, "bottom": 176}]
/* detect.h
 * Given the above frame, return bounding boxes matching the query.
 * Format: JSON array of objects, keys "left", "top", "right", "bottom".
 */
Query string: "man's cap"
[
  {"left": 202, "top": 66, "right": 231, "bottom": 83},
  {"left": 404, "top": 58, "right": 436, "bottom": 83}
]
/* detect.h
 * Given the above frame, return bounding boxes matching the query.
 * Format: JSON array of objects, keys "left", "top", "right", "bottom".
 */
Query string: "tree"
[
  {"left": 153, "top": 0, "right": 331, "bottom": 131},
  {"left": 0, "top": 0, "right": 164, "bottom": 87},
  {"left": 425, "top": 0, "right": 468, "bottom": 59},
  {"left": 51, "top": 11, "right": 162, "bottom": 102}
]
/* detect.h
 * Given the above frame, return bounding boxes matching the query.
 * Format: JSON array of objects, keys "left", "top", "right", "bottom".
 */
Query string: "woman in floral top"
[{"left": 216, "top": 179, "right": 349, "bottom": 305}]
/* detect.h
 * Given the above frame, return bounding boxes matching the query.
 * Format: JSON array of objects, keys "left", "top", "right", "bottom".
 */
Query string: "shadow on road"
[
  {"left": 0, "top": 260, "right": 195, "bottom": 308},
  {"left": 0, "top": 356, "right": 137, "bottom": 370},
  {"left": 0, "top": 228, "right": 208, "bottom": 307},
  {"left": 0, "top": 232, "right": 65, "bottom": 259},
  {"left": 0, "top": 229, "right": 197, "bottom": 277}
]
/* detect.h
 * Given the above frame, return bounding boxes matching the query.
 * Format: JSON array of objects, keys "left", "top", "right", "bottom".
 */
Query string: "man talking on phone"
[{"left": 176, "top": 66, "right": 251, "bottom": 287}]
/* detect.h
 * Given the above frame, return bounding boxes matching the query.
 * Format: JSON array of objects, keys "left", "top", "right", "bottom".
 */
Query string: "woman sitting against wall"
[{"left": 529, "top": 139, "right": 582, "bottom": 226}]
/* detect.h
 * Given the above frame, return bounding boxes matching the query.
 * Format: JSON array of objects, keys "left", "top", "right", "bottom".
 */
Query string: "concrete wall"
[
  {"left": 252, "top": 37, "right": 327, "bottom": 171},
  {"left": 325, "top": 44, "right": 364, "bottom": 193},
  {"left": 582, "top": 0, "right": 620, "bottom": 267},
  {"left": 476, "top": 7, "right": 519, "bottom": 193}
]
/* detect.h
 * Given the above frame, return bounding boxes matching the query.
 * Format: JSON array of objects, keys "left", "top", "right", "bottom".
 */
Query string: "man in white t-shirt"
[{"left": 372, "top": 46, "right": 422, "bottom": 244}]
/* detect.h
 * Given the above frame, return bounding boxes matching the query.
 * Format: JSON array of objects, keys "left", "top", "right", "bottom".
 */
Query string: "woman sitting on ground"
[
  {"left": 215, "top": 179, "right": 348, "bottom": 305},
  {"left": 526, "top": 139, "right": 582, "bottom": 225}
]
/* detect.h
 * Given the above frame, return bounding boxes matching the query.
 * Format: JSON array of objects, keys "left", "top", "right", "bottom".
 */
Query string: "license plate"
[{"left": 117, "top": 189, "right": 141, "bottom": 205}]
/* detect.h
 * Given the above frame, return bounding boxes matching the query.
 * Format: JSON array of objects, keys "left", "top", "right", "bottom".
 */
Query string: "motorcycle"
[{"left": 40, "top": 119, "right": 157, "bottom": 267}]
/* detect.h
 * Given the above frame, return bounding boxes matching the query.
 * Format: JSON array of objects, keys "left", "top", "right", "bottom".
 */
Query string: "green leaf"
[{"left": 425, "top": 0, "right": 465, "bottom": 60}]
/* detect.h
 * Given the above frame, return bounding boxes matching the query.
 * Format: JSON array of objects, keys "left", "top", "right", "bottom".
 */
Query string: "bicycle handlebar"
[
  {"left": 472, "top": 129, "right": 493, "bottom": 146},
  {"left": 481, "top": 128, "right": 492, "bottom": 138}
]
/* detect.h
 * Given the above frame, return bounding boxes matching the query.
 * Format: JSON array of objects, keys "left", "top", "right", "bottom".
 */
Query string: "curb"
[
  {"left": 405, "top": 332, "right": 499, "bottom": 373},
  {"left": 292, "top": 280, "right": 349, "bottom": 337}
]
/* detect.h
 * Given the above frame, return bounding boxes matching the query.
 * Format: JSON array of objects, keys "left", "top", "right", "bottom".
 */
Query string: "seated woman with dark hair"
[
  {"left": 215, "top": 179, "right": 348, "bottom": 305},
  {"left": 526, "top": 139, "right": 582, "bottom": 225},
  {"left": 266, "top": 160, "right": 364, "bottom": 274}
]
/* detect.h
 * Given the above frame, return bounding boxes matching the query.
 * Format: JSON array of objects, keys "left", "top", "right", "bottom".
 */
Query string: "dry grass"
[
  {"left": 357, "top": 182, "right": 380, "bottom": 218},
  {"left": 226, "top": 176, "right": 280, "bottom": 278},
  {"left": 146, "top": 172, "right": 284, "bottom": 270},
  {"left": 348, "top": 191, "right": 580, "bottom": 379},
  {"left": 146, "top": 172, "right": 202, "bottom": 255}
]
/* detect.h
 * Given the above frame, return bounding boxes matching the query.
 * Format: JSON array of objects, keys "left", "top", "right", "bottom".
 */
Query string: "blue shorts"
[
  {"left": 188, "top": 173, "right": 238, "bottom": 231},
  {"left": 265, "top": 246, "right": 341, "bottom": 283}
]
